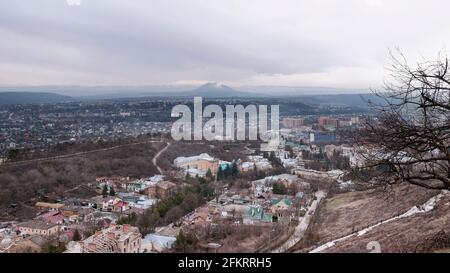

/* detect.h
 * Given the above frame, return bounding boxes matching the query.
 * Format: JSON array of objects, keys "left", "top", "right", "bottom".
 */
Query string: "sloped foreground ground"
[
  {"left": 293, "top": 184, "right": 450, "bottom": 253},
  {"left": 324, "top": 192, "right": 450, "bottom": 253}
]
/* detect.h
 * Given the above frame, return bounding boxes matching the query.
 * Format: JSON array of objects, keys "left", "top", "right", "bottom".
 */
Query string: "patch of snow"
[
  {"left": 310, "top": 242, "right": 335, "bottom": 253},
  {"left": 309, "top": 192, "right": 445, "bottom": 253},
  {"left": 338, "top": 179, "right": 354, "bottom": 189}
]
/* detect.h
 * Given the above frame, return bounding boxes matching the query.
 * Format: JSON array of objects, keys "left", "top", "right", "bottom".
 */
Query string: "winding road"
[
  {"left": 152, "top": 142, "right": 171, "bottom": 174},
  {"left": 271, "top": 190, "right": 326, "bottom": 253}
]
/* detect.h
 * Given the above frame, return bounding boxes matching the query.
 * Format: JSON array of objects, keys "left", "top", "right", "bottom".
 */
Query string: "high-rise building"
[
  {"left": 282, "top": 117, "right": 304, "bottom": 128},
  {"left": 318, "top": 117, "right": 339, "bottom": 130},
  {"left": 309, "top": 132, "right": 337, "bottom": 143}
]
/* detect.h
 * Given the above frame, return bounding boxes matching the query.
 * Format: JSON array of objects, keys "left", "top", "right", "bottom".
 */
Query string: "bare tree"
[{"left": 355, "top": 50, "right": 450, "bottom": 190}]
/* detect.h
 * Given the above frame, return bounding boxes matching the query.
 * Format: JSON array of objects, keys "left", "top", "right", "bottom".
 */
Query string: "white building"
[
  {"left": 141, "top": 234, "right": 176, "bottom": 253},
  {"left": 174, "top": 153, "right": 215, "bottom": 168},
  {"left": 174, "top": 153, "right": 219, "bottom": 176}
]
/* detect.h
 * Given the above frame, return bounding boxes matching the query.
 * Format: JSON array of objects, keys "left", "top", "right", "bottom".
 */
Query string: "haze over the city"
[{"left": 1, "top": 0, "right": 449, "bottom": 93}]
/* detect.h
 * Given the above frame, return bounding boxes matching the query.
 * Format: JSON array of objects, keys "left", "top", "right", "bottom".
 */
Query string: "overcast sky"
[{"left": 0, "top": 0, "right": 449, "bottom": 90}]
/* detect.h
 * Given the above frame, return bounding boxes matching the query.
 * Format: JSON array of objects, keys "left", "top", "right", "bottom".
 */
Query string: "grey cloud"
[{"left": 1, "top": 0, "right": 450, "bottom": 88}]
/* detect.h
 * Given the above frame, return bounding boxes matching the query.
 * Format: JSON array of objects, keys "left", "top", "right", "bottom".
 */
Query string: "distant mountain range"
[
  {"left": 0, "top": 83, "right": 381, "bottom": 108},
  {"left": 0, "top": 92, "right": 73, "bottom": 106},
  {"left": 292, "top": 93, "right": 385, "bottom": 108},
  {"left": 0, "top": 83, "right": 261, "bottom": 99}
]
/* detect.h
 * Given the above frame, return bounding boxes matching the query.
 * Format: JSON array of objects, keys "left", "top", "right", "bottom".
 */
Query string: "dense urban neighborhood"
[
  {"left": 1, "top": 94, "right": 447, "bottom": 254},
  {"left": 0, "top": 100, "right": 375, "bottom": 253}
]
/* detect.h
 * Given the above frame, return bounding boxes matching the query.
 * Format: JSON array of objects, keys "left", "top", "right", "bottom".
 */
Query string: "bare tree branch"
[{"left": 353, "top": 50, "right": 450, "bottom": 190}]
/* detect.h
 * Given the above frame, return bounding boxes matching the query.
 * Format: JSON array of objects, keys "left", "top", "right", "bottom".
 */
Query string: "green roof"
[
  {"left": 271, "top": 197, "right": 292, "bottom": 207},
  {"left": 244, "top": 206, "right": 272, "bottom": 222}
]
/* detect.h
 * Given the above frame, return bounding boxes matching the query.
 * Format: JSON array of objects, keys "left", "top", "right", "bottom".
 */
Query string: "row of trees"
[
  {"left": 272, "top": 182, "right": 301, "bottom": 195},
  {"left": 272, "top": 182, "right": 287, "bottom": 195},
  {"left": 302, "top": 149, "right": 351, "bottom": 171},
  {"left": 263, "top": 151, "right": 284, "bottom": 168},
  {"left": 217, "top": 162, "right": 239, "bottom": 181},
  {"left": 101, "top": 185, "right": 116, "bottom": 197}
]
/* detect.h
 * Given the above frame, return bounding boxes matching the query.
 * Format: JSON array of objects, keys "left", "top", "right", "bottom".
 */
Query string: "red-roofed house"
[
  {"left": 112, "top": 200, "right": 130, "bottom": 213},
  {"left": 39, "top": 210, "right": 64, "bottom": 225}
]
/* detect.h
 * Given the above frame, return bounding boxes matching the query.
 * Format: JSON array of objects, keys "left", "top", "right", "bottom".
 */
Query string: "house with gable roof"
[{"left": 242, "top": 205, "right": 272, "bottom": 225}]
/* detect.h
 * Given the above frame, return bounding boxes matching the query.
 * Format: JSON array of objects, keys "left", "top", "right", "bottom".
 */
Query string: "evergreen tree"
[
  {"left": 231, "top": 162, "right": 239, "bottom": 177},
  {"left": 174, "top": 230, "right": 188, "bottom": 252},
  {"left": 174, "top": 230, "right": 197, "bottom": 253},
  {"left": 73, "top": 229, "right": 81, "bottom": 241},
  {"left": 217, "top": 167, "right": 224, "bottom": 181},
  {"left": 272, "top": 182, "right": 287, "bottom": 195},
  {"left": 269, "top": 151, "right": 275, "bottom": 160},
  {"left": 101, "top": 184, "right": 108, "bottom": 197},
  {"left": 109, "top": 185, "right": 116, "bottom": 196},
  {"left": 224, "top": 165, "right": 232, "bottom": 179},
  {"left": 206, "top": 168, "right": 213, "bottom": 179}
]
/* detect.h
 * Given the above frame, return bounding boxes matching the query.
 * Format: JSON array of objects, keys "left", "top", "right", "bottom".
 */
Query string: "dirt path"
[{"left": 153, "top": 142, "right": 171, "bottom": 174}]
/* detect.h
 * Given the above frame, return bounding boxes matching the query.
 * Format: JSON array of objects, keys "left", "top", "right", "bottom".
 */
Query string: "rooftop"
[
  {"left": 271, "top": 197, "right": 293, "bottom": 207},
  {"left": 155, "top": 180, "right": 176, "bottom": 190},
  {"left": 174, "top": 153, "right": 215, "bottom": 164},
  {"left": 81, "top": 224, "right": 141, "bottom": 253},
  {"left": 18, "top": 220, "right": 58, "bottom": 230},
  {"left": 244, "top": 206, "right": 272, "bottom": 222},
  {"left": 143, "top": 234, "right": 176, "bottom": 249}
]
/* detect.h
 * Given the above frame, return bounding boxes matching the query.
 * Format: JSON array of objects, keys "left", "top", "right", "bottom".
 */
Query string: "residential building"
[
  {"left": 18, "top": 221, "right": 59, "bottom": 237},
  {"left": 242, "top": 205, "right": 272, "bottom": 225},
  {"left": 282, "top": 117, "right": 304, "bottom": 128},
  {"left": 270, "top": 197, "right": 292, "bottom": 213},
  {"left": 35, "top": 202, "right": 64, "bottom": 211},
  {"left": 147, "top": 181, "right": 176, "bottom": 199},
  {"left": 112, "top": 200, "right": 130, "bottom": 213},
  {"left": 79, "top": 224, "right": 141, "bottom": 253},
  {"left": 174, "top": 153, "right": 219, "bottom": 175},
  {"left": 309, "top": 131, "right": 337, "bottom": 143},
  {"left": 90, "top": 196, "right": 129, "bottom": 212},
  {"left": 245, "top": 155, "right": 273, "bottom": 171},
  {"left": 39, "top": 210, "right": 64, "bottom": 225},
  {"left": 240, "top": 161, "right": 256, "bottom": 172},
  {"left": 294, "top": 167, "right": 343, "bottom": 182},
  {"left": 0, "top": 235, "right": 49, "bottom": 253},
  {"left": 60, "top": 207, "right": 96, "bottom": 223},
  {"left": 318, "top": 117, "right": 339, "bottom": 130}
]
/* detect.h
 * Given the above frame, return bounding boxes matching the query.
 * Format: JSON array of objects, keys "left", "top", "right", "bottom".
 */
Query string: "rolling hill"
[{"left": 0, "top": 92, "right": 73, "bottom": 105}]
